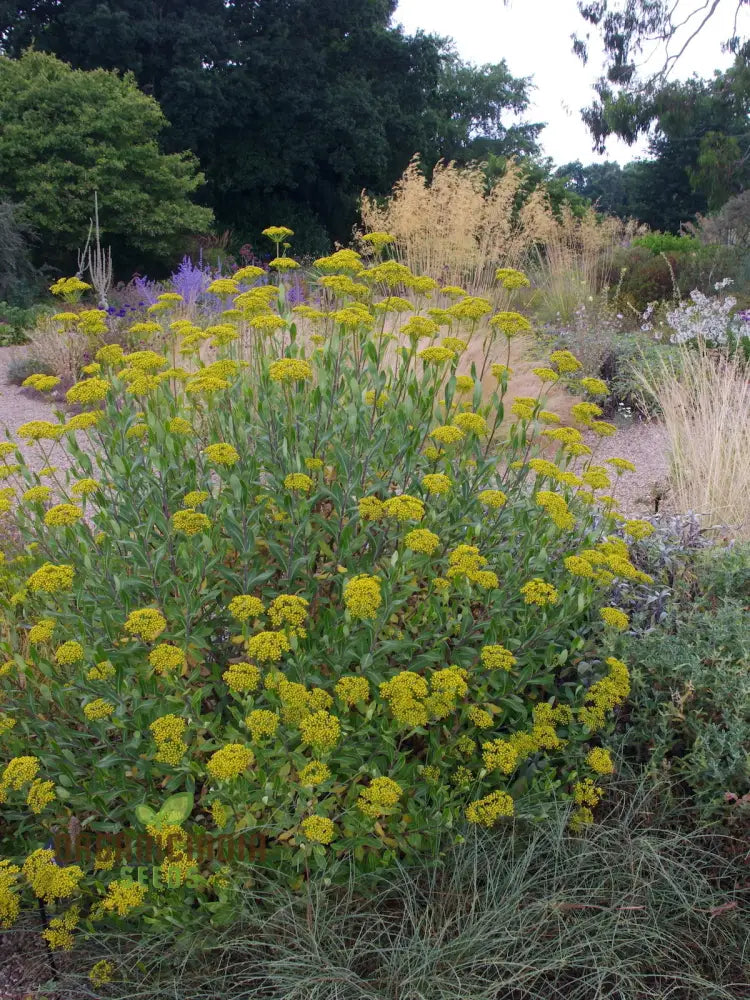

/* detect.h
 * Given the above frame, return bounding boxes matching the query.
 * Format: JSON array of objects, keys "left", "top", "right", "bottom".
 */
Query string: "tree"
[
  {"left": 0, "top": 1, "right": 540, "bottom": 245},
  {"left": 573, "top": 0, "right": 750, "bottom": 148},
  {"left": 0, "top": 50, "right": 213, "bottom": 272}
]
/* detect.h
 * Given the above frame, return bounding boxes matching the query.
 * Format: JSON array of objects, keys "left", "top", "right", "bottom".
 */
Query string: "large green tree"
[
  {"left": 0, "top": 1, "right": 539, "bottom": 245},
  {"left": 0, "top": 50, "right": 213, "bottom": 271}
]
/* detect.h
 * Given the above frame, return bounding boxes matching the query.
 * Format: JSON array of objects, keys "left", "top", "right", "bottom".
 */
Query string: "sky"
[{"left": 395, "top": 0, "right": 749, "bottom": 167}]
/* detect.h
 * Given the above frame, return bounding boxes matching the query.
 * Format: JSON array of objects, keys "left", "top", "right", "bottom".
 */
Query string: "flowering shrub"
[
  {"left": 0, "top": 235, "right": 650, "bottom": 952},
  {"left": 665, "top": 280, "right": 745, "bottom": 347}
]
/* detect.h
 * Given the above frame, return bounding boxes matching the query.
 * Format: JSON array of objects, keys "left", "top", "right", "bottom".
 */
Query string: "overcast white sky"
[{"left": 395, "top": 0, "right": 749, "bottom": 166}]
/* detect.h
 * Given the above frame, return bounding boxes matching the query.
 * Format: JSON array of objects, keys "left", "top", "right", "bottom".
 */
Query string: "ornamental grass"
[{"left": 0, "top": 231, "right": 652, "bottom": 957}]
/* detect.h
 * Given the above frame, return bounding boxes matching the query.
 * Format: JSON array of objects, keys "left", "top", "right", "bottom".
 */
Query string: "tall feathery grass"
[
  {"left": 361, "top": 157, "right": 637, "bottom": 317},
  {"left": 638, "top": 344, "right": 750, "bottom": 539}
]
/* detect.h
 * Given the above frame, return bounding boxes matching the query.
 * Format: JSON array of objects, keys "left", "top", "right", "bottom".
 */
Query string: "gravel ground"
[{"left": 583, "top": 419, "right": 673, "bottom": 517}]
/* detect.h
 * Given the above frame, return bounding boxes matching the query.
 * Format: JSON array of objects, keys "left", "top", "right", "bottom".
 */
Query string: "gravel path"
[{"left": 584, "top": 420, "right": 672, "bottom": 517}]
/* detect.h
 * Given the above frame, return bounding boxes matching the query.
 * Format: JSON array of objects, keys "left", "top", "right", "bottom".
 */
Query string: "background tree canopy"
[
  {"left": 0, "top": 0, "right": 541, "bottom": 257},
  {"left": 0, "top": 50, "right": 213, "bottom": 273}
]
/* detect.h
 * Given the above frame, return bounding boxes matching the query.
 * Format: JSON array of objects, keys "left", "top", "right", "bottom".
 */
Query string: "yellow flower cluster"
[
  {"left": 600, "top": 607, "right": 629, "bottom": 631},
  {"left": 404, "top": 528, "right": 440, "bottom": 555},
  {"left": 172, "top": 509, "right": 211, "bottom": 536},
  {"left": 89, "top": 960, "right": 115, "bottom": 986},
  {"left": 299, "top": 710, "right": 341, "bottom": 752},
  {"left": 246, "top": 709, "right": 279, "bottom": 740},
  {"left": 382, "top": 494, "right": 424, "bottom": 521},
  {"left": 54, "top": 640, "right": 84, "bottom": 665},
  {"left": 478, "top": 489, "right": 507, "bottom": 509},
  {"left": 480, "top": 645, "right": 516, "bottom": 671},
  {"left": 22, "top": 849, "right": 83, "bottom": 902},
  {"left": 465, "top": 790, "right": 514, "bottom": 826},
  {"left": 223, "top": 661, "right": 262, "bottom": 692},
  {"left": 269, "top": 358, "right": 313, "bottom": 383},
  {"left": 579, "top": 656, "right": 630, "bottom": 730},
  {"left": 43, "top": 503, "right": 83, "bottom": 527},
  {"left": 228, "top": 594, "right": 265, "bottom": 621},
  {"left": 41, "top": 903, "right": 80, "bottom": 951},
  {"left": 65, "top": 376, "right": 110, "bottom": 405},
  {"left": 284, "top": 472, "right": 313, "bottom": 493},
  {"left": 535, "top": 490, "right": 575, "bottom": 531},
  {"left": 99, "top": 879, "right": 147, "bottom": 917},
  {"left": 300, "top": 815, "right": 335, "bottom": 844},
  {"left": 298, "top": 760, "right": 331, "bottom": 785},
  {"left": 343, "top": 574, "right": 382, "bottom": 619},
  {"left": 520, "top": 578, "right": 559, "bottom": 606},
  {"left": 83, "top": 698, "right": 114, "bottom": 721},
  {"left": 28, "top": 617, "right": 55, "bottom": 645},
  {"left": 149, "top": 714, "right": 187, "bottom": 765},
  {"left": 123, "top": 608, "right": 167, "bottom": 642},
  {"left": 357, "top": 776, "right": 402, "bottom": 817},
  {"left": 203, "top": 443, "right": 240, "bottom": 466},
  {"left": 207, "top": 743, "right": 255, "bottom": 780},
  {"left": 268, "top": 594, "right": 309, "bottom": 633},
  {"left": 246, "top": 630, "right": 290, "bottom": 663},
  {"left": 334, "top": 675, "right": 370, "bottom": 706},
  {"left": 586, "top": 747, "right": 615, "bottom": 775}
]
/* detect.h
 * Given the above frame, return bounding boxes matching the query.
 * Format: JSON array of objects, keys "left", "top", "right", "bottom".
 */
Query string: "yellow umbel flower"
[
  {"left": 65, "top": 377, "right": 110, "bottom": 405},
  {"left": 207, "top": 743, "right": 254, "bottom": 780},
  {"left": 520, "top": 578, "right": 559, "bottom": 606},
  {"left": 478, "top": 489, "right": 507, "bottom": 509},
  {"left": 404, "top": 528, "right": 440, "bottom": 555},
  {"left": 421, "top": 473, "right": 452, "bottom": 495},
  {"left": 299, "top": 710, "right": 341, "bottom": 752},
  {"left": 300, "top": 816, "right": 335, "bottom": 844},
  {"left": 28, "top": 618, "right": 55, "bottom": 644},
  {"left": 245, "top": 630, "right": 290, "bottom": 663},
  {"left": 99, "top": 879, "right": 147, "bottom": 917},
  {"left": 229, "top": 594, "right": 265, "bottom": 621},
  {"left": 268, "top": 594, "right": 309, "bottom": 631},
  {"left": 298, "top": 760, "right": 331, "bottom": 785},
  {"left": 359, "top": 496, "right": 384, "bottom": 521},
  {"left": 22, "top": 849, "right": 83, "bottom": 902},
  {"left": 482, "top": 739, "right": 519, "bottom": 774},
  {"left": 203, "top": 443, "right": 240, "bottom": 466},
  {"left": 54, "top": 640, "right": 84, "bottom": 665},
  {"left": 172, "top": 509, "right": 211, "bottom": 536},
  {"left": 453, "top": 412, "right": 488, "bottom": 435},
  {"left": 465, "top": 790, "right": 514, "bottom": 826},
  {"left": 334, "top": 675, "right": 370, "bottom": 706},
  {"left": 600, "top": 607, "right": 629, "bottom": 631},
  {"left": 83, "top": 699, "right": 114, "bottom": 721},
  {"left": 489, "top": 311, "right": 532, "bottom": 337},
  {"left": 284, "top": 472, "right": 313, "bottom": 493},
  {"left": 343, "top": 574, "right": 382, "bottom": 619},
  {"left": 495, "top": 267, "right": 530, "bottom": 289},
  {"left": 223, "top": 661, "right": 262, "bottom": 692},
  {"left": 549, "top": 350, "right": 582, "bottom": 373},
  {"left": 124, "top": 608, "right": 167, "bottom": 642},
  {"left": 44, "top": 503, "right": 83, "bottom": 527},
  {"left": 580, "top": 377, "right": 609, "bottom": 396},
  {"left": 380, "top": 671, "right": 429, "bottom": 727},
  {"left": 26, "top": 778, "right": 55, "bottom": 814},
  {"left": 357, "top": 776, "right": 402, "bottom": 818},
  {"left": 382, "top": 494, "right": 424, "bottom": 521},
  {"left": 246, "top": 709, "right": 279, "bottom": 740},
  {"left": 480, "top": 645, "right": 516, "bottom": 671},
  {"left": 269, "top": 358, "right": 313, "bottom": 383},
  {"left": 586, "top": 747, "right": 615, "bottom": 774}
]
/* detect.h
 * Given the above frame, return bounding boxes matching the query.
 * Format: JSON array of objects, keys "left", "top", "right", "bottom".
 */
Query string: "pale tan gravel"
[{"left": 583, "top": 420, "right": 673, "bottom": 517}]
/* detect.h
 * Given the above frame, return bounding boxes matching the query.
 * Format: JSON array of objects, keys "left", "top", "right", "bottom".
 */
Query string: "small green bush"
[
  {"left": 0, "top": 301, "right": 51, "bottom": 346},
  {"left": 5, "top": 355, "right": 55, "bottom": 386},
  {"left": 632, "top": 233, "right": 700, "bottom": 255},
  {"left": 621, "top": 545, "right": 750, "bottom": 819}
]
